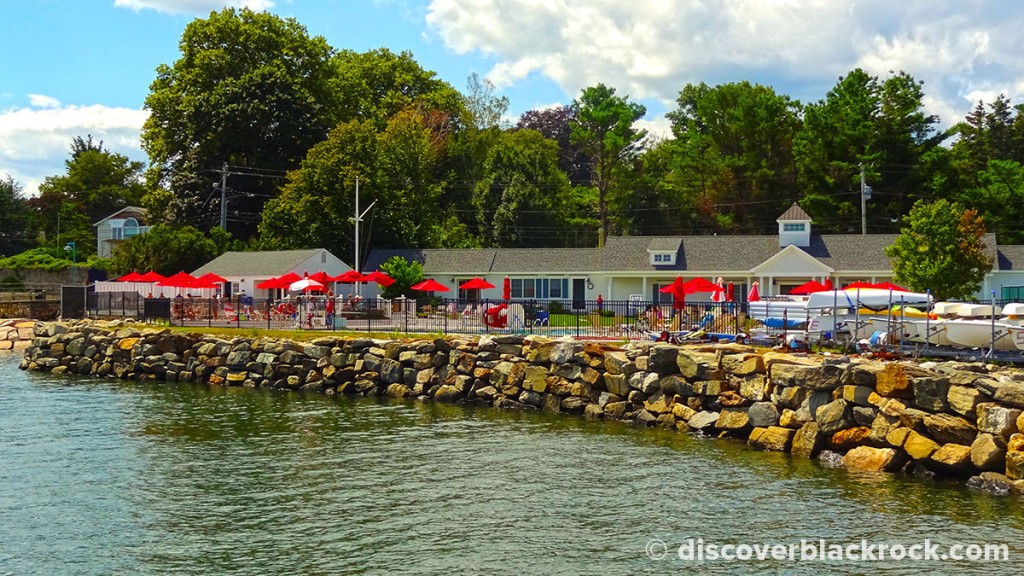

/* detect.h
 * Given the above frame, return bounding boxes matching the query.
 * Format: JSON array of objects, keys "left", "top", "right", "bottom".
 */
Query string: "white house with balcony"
[{"left": 94, "top": 206, "right": 151, "bottom": 258}]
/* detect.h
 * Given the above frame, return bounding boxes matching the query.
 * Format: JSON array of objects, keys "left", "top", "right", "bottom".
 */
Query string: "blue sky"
[{"left": 3, "top": 0, "right": 1024, "bottom": 195}]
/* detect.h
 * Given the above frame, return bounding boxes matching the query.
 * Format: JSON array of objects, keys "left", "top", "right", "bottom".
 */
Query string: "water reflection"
[{"left": 3, "top": 356, "right": 1022, "bottom": 575}]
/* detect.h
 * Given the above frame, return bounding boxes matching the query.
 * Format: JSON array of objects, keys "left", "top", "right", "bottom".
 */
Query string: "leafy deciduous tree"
[{"left": 885, "top": 199, "right": 993, "bottom": 300}]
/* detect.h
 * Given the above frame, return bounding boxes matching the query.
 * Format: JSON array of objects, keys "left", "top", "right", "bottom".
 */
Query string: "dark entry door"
[{"left": 572, "top": 278, "right": 586, "bottom": 310}]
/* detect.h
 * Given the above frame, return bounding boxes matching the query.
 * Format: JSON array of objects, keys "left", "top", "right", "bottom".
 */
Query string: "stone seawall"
[{"left": 18, "top": 320, "right": 1024, "bottom": 496}]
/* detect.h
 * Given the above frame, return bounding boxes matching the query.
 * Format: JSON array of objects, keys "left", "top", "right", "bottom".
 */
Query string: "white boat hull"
[{"left": 944, "top": 319, "right": 1015, "bottom": 350}]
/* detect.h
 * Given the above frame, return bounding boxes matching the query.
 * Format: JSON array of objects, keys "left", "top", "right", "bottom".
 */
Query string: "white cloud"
[
  {"left": 113, "top": 0, "right": 274, "bottom": 14},
  {"left": 0, "top": 102, "right": 149, "bottom": 196},
  {"left": 28, "top": 94, "right": 61, "bottom": 109},
  {"left": 426, "top": 0, "right": 1024, "bottom": 129}
]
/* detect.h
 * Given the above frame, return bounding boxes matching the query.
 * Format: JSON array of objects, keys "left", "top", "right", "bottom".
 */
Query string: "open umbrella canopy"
[
  {"left": 137, "top": 271, "right": 166, "bottom": 283},
  {"left": 197, "top": 272, "right": 227, "bottom": 284},
  {"left": 789, "top": 280, "right": 829, "bottom": 295},
  {"left": 308, "top": 271, "right": 331, "bottom": 285},
  {"left": 157, "top": 271, "right": 197, "bottom": 288},
  {"left": 117, "top": 271, "right": 144, "bottom": 282},
  {"left": 190, "top": 276, "right": 221, "bottom": 289},
  {"left": 255, "top": 277, "right": 283, "bottom": 289},
  {"left": 332, "top": 269, "right": 366, "bottom": 283},
  {"left": 841, "top": 281, "right": 876, "bottom": 290},
  {"left": 278, "top": 272, "right": 302, "bottom": 285},
  {"left": 873, "top": 281, "right": 908, "bottom": 292},
  {"left": 289, "top": 278, "right": 324, "bottom": 292},
  {"left": 682, "top": 277, "right": 724, "bottom": 294},
  {"left": 459, "top": 277, "right": 495, "bottom": 290},
  {"left": 411, "top": 278, "right": 450, "bottom": 292},
  {"left": 658, "top": 276, "right": 687, "bottom": 299},
  {"left": 363, "top": 270, "right": 394, "bottom": 287}
]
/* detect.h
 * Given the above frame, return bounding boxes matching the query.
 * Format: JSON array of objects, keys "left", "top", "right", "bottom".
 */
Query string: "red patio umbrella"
[
  {"left": 790, "top": 280, "right": 829, "bottom": 295},
  {"left": 682, "top": 277, "right": 724, "bottom": 295},
  {"left": 842, "top": 281, "right": 876, "bottom": 290},
  {"left": 255, "top": 277, "right": 283, "bottom": 289},
  {"left": 332, "top": 269, "right": 366, "bottom": 283},
  {"left": 658, "top": 276, "right": 689, "bottom": 311},
  {"left": 156, "top": 271, "right": 197, "bottom": 287},
  {"left": 117, "top": 271, "right": 144, "bottom": 282},
  {"left": 289, "top": 278, "right": 324, "bottom": 292},
  {"left": 411, "top": 278, "right": 450, "bottom": 292},
  {"left": 137, "top": 270, "right": 167, "bottom": 283},
  {"left": 748, "top": 281, "right": 760, "bottom": 302},
  {"left": 459, "top": 277, "right": 495, "bottom": 290},
  {"left": 190, "top": 276, "right": 221, "bottom": 289},
  {"left": 503, "top": 277, "right": 511, "bottom": 300},
  {"left": 308, "top": 271, "right": 331, "bottom": 285},
  {"left": 363, "top": 270, "right": 395, "bottom": 287},
  {"left": 198, "top": 272, "right": 227, "bottom": 284},
  {"left": 872, "top": 281, "right": 908, "bottom": 292},
  {"left": 823, "top": 277, "right": 834, "bottom": 290}
]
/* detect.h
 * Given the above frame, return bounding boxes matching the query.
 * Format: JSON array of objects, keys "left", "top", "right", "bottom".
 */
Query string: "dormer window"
[
  {"left": 782, "top": 223, "right": 805, "bottom": 233},
  {"left": 650, "top": 252, "right": 675, "bottom": 265}
]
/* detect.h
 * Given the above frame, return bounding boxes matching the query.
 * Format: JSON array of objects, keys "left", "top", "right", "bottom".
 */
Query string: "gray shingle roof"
[
  {"left": 192, "top": 249, "right": 324, "bottom": 277},
  {"left": 998, "top": 245, "right": 1024, "bottom": 271},
  {"left": 364, "top": 232, "right": 1010, "bottom": 276}
]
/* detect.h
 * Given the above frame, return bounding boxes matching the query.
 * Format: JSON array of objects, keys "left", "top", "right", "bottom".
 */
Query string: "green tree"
[
  {"left": 795, "top": 69, "right": 942, "bottom": 232},
  {"left": 962, "top": 159, "right": 1024, "bottom": 244},
  {"left": 378, "top": 255, "right": 423, "bottom": 299},
  {"left": 258, "top": 119, "right": 378, "bottom": 259},
  {"left": 0, "top": 175, "right": 34, "bottom": 256},
  {"left": 142, "top": 8, "right": 339, "bottom": 237},
  {"left": 110, "top": 224, "right": 242, "bottom": 276},
  {"left": 667, "top": 81, "right": 800, "bottom": 233},
  {"left": 333, "top": 48, "right": 463, "bottom": 130},
  {"left": 885, "top": 199, "right": 993, "bottom": 300},
  {"left": 31, "top": 136, "right": 147, "bottom": 256},
  {"left": 570, "top": 84, "right": 646, "bottom": 246},
  {"left": 517, "top": 105, "right": 591, "bottom": 186},
  {"left": 473, "top": 129, "right": 572, "bottom": 247}
]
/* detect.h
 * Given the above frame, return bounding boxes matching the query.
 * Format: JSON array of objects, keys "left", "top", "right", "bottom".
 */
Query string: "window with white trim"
[
  {"left": 510, "top": 278, "right": 569, "bottom": 299},
  {"left": 782, "top": 223, "right": 806, "bottom": 232},
  {"left": 650, "top": 252, "right": 676, "bottom": 265}
]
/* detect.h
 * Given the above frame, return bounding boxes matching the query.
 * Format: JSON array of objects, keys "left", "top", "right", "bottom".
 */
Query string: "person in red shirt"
[{"left": 325, "top": 291, "right": 335, "bottom": 328}]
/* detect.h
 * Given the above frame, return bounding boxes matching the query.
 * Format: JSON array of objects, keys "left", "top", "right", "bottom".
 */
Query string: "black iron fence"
[{"left": 83, "top": 293, "right": 749, "bottom": 341}]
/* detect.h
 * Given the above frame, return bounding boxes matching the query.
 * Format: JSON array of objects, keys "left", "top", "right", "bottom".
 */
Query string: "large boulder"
[
  {"left": 929, "top": 443, "right": 974, "bottom": 475},
  {"left": 748, "top": 426, "right": 795, "bottom": 452},
  {"left": 747, "top": 402, "right": 781, "bottom": 428},
  {"left": 687, "top": 411, "right": 720, "bottom": 431},
  {"left": 970, "top": 434, "right": 1007, "bottom": 471},
  {"left": 814, "top": 399, "right": 851, "bottom": 435},
  {"left": 791, "top": 422, "right": 824, "bottom": 458},
  {"left": 976, "top": 403, "right": 1021, "bottom": 438},
  {"left": 715, "top": 408, "right": 750, "bottom": 432},
  {"left": 913, "top": 377, "right": 951, "bottom": 412},
  {"left": 923, "top": 413, "right": 978, "bottom": 445},
  {"left": 843, "top": 446, "right": 902, "bottom": 472},
  {"left": 903, "top": 431, "right": 941, "bottom": 460},
  {"left": 993, "top": 381, "right": 1024, "bottom": 409},
  {"left": 947, "top": 386, "right": 989, "bottom": 417}
]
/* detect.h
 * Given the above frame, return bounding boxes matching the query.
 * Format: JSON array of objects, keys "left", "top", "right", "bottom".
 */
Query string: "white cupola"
[{"left": 777, "top": 203, "right": 812, "bottom": 247}]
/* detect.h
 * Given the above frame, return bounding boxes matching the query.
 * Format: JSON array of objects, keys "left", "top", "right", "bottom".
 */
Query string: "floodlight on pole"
[{"left": 64, "top": 241, "right": 77, "bottom": 284}]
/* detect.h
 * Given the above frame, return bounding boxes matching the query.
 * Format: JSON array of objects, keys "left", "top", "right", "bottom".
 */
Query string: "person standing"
[{"left": 325, "top": 291, "right": 335, "bottom": 328}]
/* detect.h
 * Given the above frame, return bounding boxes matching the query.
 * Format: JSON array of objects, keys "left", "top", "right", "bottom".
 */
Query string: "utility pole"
[
  {"left": 860, "top": 164, "right": 872, "bottom": 235},
  {"left": 219, "top": 162, "right": 228, "bottom": 230}
]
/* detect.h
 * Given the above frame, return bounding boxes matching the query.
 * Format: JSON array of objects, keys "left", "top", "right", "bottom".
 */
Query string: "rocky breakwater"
[{"left": 19, "top": 320, "right": 1024, "bottom": 496}]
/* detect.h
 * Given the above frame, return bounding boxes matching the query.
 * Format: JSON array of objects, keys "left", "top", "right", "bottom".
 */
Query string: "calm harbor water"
[{"left": 1, "top": 351, "right": 1023, "bottom": 575}]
